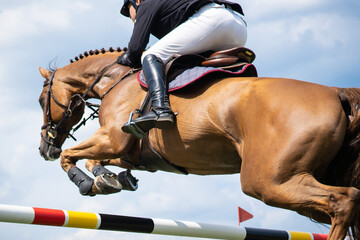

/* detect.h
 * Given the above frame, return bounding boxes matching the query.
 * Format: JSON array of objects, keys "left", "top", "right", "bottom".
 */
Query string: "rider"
[{"left": 117, "top": 0, "right": 247, "bottom": 132}]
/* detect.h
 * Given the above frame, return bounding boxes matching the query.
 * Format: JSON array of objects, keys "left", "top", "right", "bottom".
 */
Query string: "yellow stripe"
[
  {"left": 289, "top": 231, "right": 312, "bottom": 240},
  {"left": 65, "top": 211, "right": 99, "bottom": 229}
]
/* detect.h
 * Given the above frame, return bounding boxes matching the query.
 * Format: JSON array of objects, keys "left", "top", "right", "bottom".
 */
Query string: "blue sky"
[{"left": 0, "top": 0, "right": 359, "bottom": 239}]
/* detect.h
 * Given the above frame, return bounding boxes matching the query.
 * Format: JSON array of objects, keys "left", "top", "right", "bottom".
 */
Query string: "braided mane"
[{"left": 69, "top": 47, "right": 127, "bottom": 63}]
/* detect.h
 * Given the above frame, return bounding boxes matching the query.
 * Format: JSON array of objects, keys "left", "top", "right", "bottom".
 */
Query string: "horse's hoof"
[
  {"left": 118, "top": 170, "right": 138, "bottom": 191},
  {"left": 93, "top": 173, "right": 122, "bottom": 194}
]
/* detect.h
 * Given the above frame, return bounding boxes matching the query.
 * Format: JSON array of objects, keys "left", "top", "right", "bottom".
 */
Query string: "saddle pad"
[{"left": 137, "top": 63, "right": 257, "bottom": 92}]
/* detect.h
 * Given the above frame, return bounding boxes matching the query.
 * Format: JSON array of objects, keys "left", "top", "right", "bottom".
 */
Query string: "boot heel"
[
  {"left": 135, "top": 119, "right": 156, "bottom": 132},
  {"left": 155, "top": 120, "right": 174, "bottom": 129},
  {"left": 155, "top": 114, "right": 175, "bottom": 129}
]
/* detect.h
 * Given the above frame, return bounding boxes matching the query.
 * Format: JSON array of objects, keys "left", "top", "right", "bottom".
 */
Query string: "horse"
[{"left": 38, "top": 48, "right": 360, "bottom": 240}]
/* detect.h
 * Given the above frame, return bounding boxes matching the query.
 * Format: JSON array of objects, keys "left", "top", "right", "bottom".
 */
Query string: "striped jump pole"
[{"left": 0, "top": 204, "right": 328, "bottom": 240}]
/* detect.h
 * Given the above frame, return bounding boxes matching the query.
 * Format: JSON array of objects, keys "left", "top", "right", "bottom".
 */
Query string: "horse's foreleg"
[
  {"left": 60, "top": 127, "right": 134, "bottom": 195},
  {"left": 84, "top": 158, "right": 139, "bottom": 192},
  {"left": 60, "top": 128, "right": 118, "bottom": 171},
  {"left": 85, "top": 158, "right": 135, "bottom": 174}
]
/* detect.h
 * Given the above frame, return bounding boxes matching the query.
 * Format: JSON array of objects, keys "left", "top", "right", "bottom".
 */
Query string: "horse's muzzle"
[{"left": 39, "top": 141, "right": 62, "bottom": 161}]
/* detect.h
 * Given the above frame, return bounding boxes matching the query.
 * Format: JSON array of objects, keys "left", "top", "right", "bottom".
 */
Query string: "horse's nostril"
[{"left": 49, "top": 147, "right": 62, "bottom": 159}]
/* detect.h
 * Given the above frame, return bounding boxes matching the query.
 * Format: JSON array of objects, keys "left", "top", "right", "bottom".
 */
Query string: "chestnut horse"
[{"left": 38, "top": 49, "right": 360, "bottom": 240}]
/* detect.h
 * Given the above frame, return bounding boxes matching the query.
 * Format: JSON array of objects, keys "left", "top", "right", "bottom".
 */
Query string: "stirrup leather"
[{"left": 122, "top": 109, "right": 147, "bottom": 139}]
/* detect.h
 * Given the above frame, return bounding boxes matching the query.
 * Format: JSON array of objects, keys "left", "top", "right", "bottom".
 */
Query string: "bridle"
[
  {"left": 41, "top": 70, "right": 71, "bottom": 146},
  {"left": 40, "top": 61, "right": 138, "bottom": 147}
]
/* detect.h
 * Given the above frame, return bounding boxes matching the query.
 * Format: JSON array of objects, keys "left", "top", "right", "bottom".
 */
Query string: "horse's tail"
[{"left": 337, "top": 87, "right": 360, "bottom": 239}]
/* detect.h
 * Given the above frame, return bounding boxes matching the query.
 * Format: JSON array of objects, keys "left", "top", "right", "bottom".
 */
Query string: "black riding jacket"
[{"left": 126, "top": 0, "right": 244, "bottom": 64}]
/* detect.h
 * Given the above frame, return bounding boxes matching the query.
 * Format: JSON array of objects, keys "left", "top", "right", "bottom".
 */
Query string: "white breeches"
[{"left": 141, "top": 2, "right": 248, "bottom": 65}]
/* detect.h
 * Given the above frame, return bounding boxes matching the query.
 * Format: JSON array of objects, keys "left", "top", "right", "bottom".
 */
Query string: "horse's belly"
[{"left": 150, "top": 134, "right": 242, "bottom": 175}]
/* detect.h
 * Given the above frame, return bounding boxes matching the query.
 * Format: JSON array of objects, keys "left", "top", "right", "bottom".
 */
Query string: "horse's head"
[
  {"left": 38, "top": 48, "right": 132, "bottom": 161},
  {"left": 38, "top": 67, "right": 85, "bottom": 161}
]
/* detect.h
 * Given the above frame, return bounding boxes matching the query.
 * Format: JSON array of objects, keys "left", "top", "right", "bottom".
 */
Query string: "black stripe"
[
  {"left": 99, "top": 214, "right": 154, "bottom": 233},
  {"left": 245, "top": 227, "right": 288, "bottom": 240}
]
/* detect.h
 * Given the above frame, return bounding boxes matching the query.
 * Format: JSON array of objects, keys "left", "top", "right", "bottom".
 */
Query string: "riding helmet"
[{"left": 120, "top": 0, "right": 139, "bottom": 17}]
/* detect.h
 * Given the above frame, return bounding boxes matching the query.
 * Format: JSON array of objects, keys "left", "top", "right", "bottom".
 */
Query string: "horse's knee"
[
  {"left": 60, "top": 150, "right": 77, "bottom": 172},
  {"left": 85, "top": 160, "right": 93, "bottom": 172},
  {"left": 85, "top": 159, "right": 104, "bottom": 172}
]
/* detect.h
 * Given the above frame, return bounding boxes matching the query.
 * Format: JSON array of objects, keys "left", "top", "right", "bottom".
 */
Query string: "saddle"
[
  {"left": 122, "top": 47, "right": 256, "bottom": 175},
  {"left": 165, "top": 47, "right": 256, "bottom": 82}
]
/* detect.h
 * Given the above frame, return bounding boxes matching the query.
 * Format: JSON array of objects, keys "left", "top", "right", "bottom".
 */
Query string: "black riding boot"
[{"left": 134, "top": 54, "right": 175, "bottom": 131}]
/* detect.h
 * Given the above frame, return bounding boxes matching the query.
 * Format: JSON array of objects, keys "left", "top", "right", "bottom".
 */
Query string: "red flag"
[{"left": 238, "top": 206, "right": 253, "bottom": 225}]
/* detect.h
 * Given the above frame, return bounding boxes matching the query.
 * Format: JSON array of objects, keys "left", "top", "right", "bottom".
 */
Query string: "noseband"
[{"left": 40, "top": 62, "right": 137, "bottom": 147}]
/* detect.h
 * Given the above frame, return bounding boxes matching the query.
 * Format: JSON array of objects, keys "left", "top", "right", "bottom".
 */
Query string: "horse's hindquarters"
[{"left": 236, "top": 78, "right": 353, "bottom": 239}]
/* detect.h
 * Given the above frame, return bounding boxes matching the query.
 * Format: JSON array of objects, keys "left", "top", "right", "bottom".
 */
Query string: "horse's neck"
[
  {"left": 61, "top": 54, "right": 131, "bottom": 99},
  {"left": 92, "top": 65, "right": 134, "bottom": 99}
]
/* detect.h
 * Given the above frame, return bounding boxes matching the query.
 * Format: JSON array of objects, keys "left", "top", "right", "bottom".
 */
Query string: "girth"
[{"left": 123, "top": 93, "right": 188, "bottom": 175}]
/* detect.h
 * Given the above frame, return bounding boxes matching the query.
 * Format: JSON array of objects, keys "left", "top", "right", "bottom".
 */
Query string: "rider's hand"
[{"left": 117, "top": 51, "right": 141, "bottom": 68}]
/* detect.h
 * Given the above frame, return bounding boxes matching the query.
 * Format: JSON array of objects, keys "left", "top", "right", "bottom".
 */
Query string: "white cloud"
[
  {"left": 242, "top": 0, "right": 326, "bottom": 20},
  {"left": 0, "top": 65, "right": 13, "bottom": 106},
  {"left": 289, "top": 13, "right": 360, "bottom": 48},
  {"left": 0, "top": 1, "right": 94, "bottom": 46},
  {"left": 246, "top": 9, "right": 360, "bottom": 82},
  {"left": 260, "top": 209, "right": 291, "bottom": 229},
  {"left": 0, "top": 61, "right": 7, "bottom": 84},
  {"left": 56, "top": 229, "right": 186, "bottom": 240},
  {"left": 249, "top": 12, "right": 360, "bottom": 50},
  {"left": 0, "top": 7, "right": 69, "bottom": 45},
  {"left": 57, "top": 230, "right": 120, "bottom": 240},
  {"left": 0, "top": 181, "right": 12, "bottom": 199},
  {"left": 0, "top": 109, "right": 42, "bottom": 175}
]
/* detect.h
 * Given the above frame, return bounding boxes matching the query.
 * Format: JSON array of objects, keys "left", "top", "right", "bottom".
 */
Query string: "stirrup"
[{"left": 121, "top": 109, "right": 147, "bottom": 139}]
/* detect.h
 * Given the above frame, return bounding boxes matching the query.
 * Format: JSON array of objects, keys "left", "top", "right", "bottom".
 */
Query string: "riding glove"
[{"left": 117, "top": 51, "right": 141, "bottom": 68}]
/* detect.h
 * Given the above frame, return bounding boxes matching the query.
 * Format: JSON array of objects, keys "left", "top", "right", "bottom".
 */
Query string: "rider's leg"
[
  {"left": 133, "top": 54, "right": 175, "bottom": 131},
  {"left": 131, "top": 3, "right": 247, "bottom": 132},
  {"left": 142, "top": 3, "right": 247, "bottom": 65}
]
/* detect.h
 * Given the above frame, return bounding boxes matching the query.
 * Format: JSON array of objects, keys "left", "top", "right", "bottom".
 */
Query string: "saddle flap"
[{"left": 165, "top": 54, "right": 206, "bottom": 82}]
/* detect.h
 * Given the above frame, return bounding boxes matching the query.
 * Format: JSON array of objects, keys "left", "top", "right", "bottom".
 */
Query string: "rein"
[{"left": 41, "top": 61, "right": 138, "bottom": 146}]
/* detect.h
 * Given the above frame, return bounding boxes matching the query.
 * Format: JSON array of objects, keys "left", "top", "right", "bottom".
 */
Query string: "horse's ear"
[{"left": 39, "top": 67, "right": 51, "bottom": 79}]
